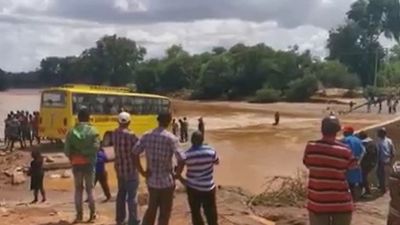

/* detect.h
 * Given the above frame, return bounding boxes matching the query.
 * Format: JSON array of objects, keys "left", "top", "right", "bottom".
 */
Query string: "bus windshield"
[
  {"left": 72, "top": 93, "right": 170, "bottom": 115},
  {"left": 41, "top": 91, "right": 66, "bottom": 107}
]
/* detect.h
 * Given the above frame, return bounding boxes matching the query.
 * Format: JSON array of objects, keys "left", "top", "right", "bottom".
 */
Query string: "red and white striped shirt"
[{"left": 303, "top": 137, "right": 357, "bottom": 213}]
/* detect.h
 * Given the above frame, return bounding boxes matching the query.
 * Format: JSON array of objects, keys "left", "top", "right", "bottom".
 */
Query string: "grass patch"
[{"left": 248, "top": 172, "right": 307, "bottom": 207}]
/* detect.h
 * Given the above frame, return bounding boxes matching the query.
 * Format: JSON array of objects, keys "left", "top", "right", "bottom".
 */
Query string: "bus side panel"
[{"left": 131, "top": 115, "right": 158, "bottom": 135}]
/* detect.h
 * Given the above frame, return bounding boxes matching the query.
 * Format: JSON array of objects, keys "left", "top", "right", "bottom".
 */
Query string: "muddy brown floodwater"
[{"left": 0, "top": 89, "right": 396, "bottom": 193}]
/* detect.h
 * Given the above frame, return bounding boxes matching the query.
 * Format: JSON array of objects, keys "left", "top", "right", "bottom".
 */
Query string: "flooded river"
[{"left": 0, "top": 89, "right": 393, "bottom": 193}]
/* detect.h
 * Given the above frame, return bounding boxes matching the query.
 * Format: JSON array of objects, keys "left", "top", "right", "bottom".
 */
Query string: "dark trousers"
[
  {"left": 142, "top": 186, "right": 174, "bottom": 225},
  {"left": 361, "top": 166, "right": 374, "bottom": 194},
  {"left": 95, "top": 171, "right": 111, "bottom": 199},
  {"left": 187, "top": 187, "right": 218, "bottom": 225}
]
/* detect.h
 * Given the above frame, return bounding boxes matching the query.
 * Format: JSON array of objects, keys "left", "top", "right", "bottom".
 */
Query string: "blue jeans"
[
  {"left": 72, "top": 164, "right": 95, "bottom": 217},
  {"left": 116, "top": 177, "right": 139, "bottom": 225}
]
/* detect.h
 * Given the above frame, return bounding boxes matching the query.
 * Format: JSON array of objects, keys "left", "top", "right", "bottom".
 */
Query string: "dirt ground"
[{"left": 0, "top": 89, "right": 397, "bottom": 225}]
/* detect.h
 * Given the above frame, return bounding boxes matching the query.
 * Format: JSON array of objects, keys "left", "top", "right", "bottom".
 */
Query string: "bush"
[
  {"left": 315, "top": 61, "right": 360, "bottom": 90},
  {"left": 0, "top": 70, "right": 9, "bottom": 91},
  {"left": 285, "top": 75, "right": 318, "bottom": 102},
  {"left": 251, "top": 88, "right": 281, "bottom": 103}
]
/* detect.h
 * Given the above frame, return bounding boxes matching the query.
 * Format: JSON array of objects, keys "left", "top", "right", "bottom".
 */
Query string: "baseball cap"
[
  {"left": 118, "top": 112, "right": 131, "bottom": 124},
  {"left": 343, "top": 126, "right": 354, "bottom": 133}
]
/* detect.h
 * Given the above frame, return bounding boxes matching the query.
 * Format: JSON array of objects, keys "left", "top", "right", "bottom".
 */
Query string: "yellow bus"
[{"left": 39, "top": 84, "right": 171, "bottom": 140}]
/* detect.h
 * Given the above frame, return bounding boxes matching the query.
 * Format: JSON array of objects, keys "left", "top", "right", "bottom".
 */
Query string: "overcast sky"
[{"left": 0, "top": 0, "right": 356, "bottom": 72}]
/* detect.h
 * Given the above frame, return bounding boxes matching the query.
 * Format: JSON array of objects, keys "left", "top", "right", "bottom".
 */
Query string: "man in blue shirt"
[{"left": 342, "top": 126, "right": 365, "bottom": 201}]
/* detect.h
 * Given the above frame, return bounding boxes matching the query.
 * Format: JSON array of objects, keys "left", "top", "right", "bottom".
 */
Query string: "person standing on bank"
[
  {"left": 133, "top": 112, "right": 181, "bottom": 225},
  {"left": 176, "top": 131, "right": 219, "bottom": 225},
  {"left": 103, "top": 112, "right": 140, "bottom": 225},
  {"left": 64, "top": 107, "right": 100, "bottom": 223},
  {"left": 94, "top": 142, "right": 112, "bottom": 202},
  {"left": 198, "top": 117, "right": 205, "bottom": 136},
  {"left": 357, "top": 131, "right": 377, "bottom": 196},
  {"left": 342, "top": 126, "right": 365, "bottom": 201},
  {"left": 303, "top": 116, "right": 357, "bottom": 225},
  {"left": 28, "top": 150, "right": 46, "bottom": 203},
  {"left": 376, "top": 127, "right": 395, "bottom": 194}
]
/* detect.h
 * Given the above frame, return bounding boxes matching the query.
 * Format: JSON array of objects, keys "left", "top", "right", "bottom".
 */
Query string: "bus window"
[
  {"left": 161, "top": 99, "right": 170, "bottom": 113},
  {"left": 131, "top": 96, "right": 144, "bottom": 115},
  {"left": 42, "top": 91, "right": 66, "bottom": 107},
  {"left": 121, "top": 96, "right": 134, "bottom": 114}
]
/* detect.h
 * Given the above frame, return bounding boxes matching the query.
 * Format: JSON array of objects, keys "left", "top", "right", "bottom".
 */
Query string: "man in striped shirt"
[
  {"left": 303, "top": 116, "right": 357, "bottom": 225},
  {"left": 176, "top": 131, "right": 219, "bottom": 225}
]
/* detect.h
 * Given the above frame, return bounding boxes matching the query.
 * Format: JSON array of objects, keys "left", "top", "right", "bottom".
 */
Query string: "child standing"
[
  {"left": 95, "top": 145, "right": 111, "bottom": 202},
  {"left": 29, "top": 150, "right": 46, "bottom": 203}
]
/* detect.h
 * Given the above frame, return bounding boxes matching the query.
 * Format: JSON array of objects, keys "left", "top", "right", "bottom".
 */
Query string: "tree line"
[{"left": 1, "top": 0, "right": 400, "bottom": 102}]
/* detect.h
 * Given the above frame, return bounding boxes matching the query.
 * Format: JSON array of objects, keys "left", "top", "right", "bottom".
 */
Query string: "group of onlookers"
[
  {"left": 63, "top": 107, "right": 217, "bottom": 225},
  {"left": 304, "top": 115, "right": 397, "bottom": 225},
  {"left": 365, "top": 95, "right": 400, "bottom": 114},
  {"left": 3, "top": 110, "right": 40, "bottom": 151},
  {"left": 172, "top": 117, "right": 205, "bottom": 143}
]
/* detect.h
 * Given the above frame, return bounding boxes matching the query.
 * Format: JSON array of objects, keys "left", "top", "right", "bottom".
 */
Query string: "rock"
[
  {"left": 45, "top": 156, "right": 55, "bottom": 163},
  {"left": 49, "top": 211, "right": 58, "bottom": 216},
  {"left": 61, "top": 170, "right": 72, "bottom": 179},
  {"left": 0, "top": 151, "right": 6, "bottom": 156},
  {"left": 3, "top": 169, "right": 13, "bottom": 177},
  {"left": 11, "top": 172, "right": 26, "bottom": 185},
  {"left": 49, "top": 174, "right": 61, "bottom": 179},
  {"left": 0, "top": 207, "right": 7, "bottom": 214}
]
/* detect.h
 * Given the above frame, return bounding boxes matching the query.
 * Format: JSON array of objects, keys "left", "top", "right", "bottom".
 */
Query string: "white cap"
[{"left": 118, "top": 112, "right": 131, "bottom": 124}]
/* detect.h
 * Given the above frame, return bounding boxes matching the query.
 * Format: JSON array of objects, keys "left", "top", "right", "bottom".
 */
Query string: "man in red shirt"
[{"left": 303, "top": 116, "right": 357, "bottom": 225}]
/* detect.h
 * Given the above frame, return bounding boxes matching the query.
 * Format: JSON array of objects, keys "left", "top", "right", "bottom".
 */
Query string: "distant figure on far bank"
[
  {"left": 303, "top": 116, "right": 357, "bottom": 225},
  {"left": 179, "top": 118, "right": 185, "bottom": 143},
  {"left": 394, "top": 99, "right": 399, "bottom": 114},
  {"left": 378, "top": 97, "right": 383, "bottom": 113},
  {"left": 349, "top": 101, "right": 355, "bottom": 112},
  {"left": 172, "top": 118, "right": 179, "bottom": 137},
  {"left": 376, "top": 127, "right": 395, "bottom": 194},
  {"left": 273, "top": 112, "right": 280, "bottom": 126},
  {"left": 198, "top": 117, "right": 205, "bottom": 136},
  {"left": 183, "top": 117, "right": 189, "bottom": 142}
]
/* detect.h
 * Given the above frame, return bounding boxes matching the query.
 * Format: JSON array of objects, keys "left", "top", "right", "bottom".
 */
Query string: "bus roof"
[{"left": 43, "top": 84, "right": 169, "bottom": 99}]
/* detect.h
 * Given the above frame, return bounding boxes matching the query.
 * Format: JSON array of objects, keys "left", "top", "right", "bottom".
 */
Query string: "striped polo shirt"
[
  {"left": 181, "top": 144, "right": 219, "bottom": 191},
  {"left": 303, "top": 138, "right": 357, "bottom": 213}
]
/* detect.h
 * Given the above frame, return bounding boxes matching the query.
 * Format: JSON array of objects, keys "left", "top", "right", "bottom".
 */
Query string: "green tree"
[
  {"left": 314, "top": 61, "right": 360, "bottom": 89},
  {"left": 0, "top": 69, "right": 9, "bottom": 91},
  {"left": 192, "top": 55, "right": 234, "bottom": 99},
  {"left": 285, "top": 75, "right": 319, "bottom": 102},
  {"left": 327, "top": 0, "right": 400, "bottom": 86},
  {"left": 84, "top": 35, "right": 146, "bottom": 85}
]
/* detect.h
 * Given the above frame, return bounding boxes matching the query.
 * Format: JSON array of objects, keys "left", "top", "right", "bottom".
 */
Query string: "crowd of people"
[
  {"left": 171, "top": 117, "right": 205, "bottom": 143},
  {"left": 61, "top": 107, "right": 214, "bottom": 225},
  {"left": 2, "top": 110, "right": 40, "bottom": 151},
  {"left": 365, "top": 95, "right": 400, "bottom": 114},
  {"left": 303, "top": 115, "right": 397, "bottom": 225}
]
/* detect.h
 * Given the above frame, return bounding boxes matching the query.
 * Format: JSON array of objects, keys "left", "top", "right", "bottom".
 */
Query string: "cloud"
[
  {"left": 0, "top": 0, "right": 357, "bottom": 72},
  {"left": 3, "top": 0, "right": 354, "bottom": 29}
]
